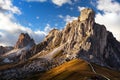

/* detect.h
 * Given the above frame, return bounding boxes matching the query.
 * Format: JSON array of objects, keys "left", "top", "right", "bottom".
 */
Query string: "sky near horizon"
[{"left": 0, "top": 0, "right": 120, "bottom": 46}]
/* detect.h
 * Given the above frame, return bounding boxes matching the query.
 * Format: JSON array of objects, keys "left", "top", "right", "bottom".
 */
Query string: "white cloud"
[
  {"left": 0, "top": 0, "right": 21, "bottom": 14},
  {"left": 36, "top": 16, "right": 40, "bottom": 19},
  {"left": 95, "top": 0, "right": 120, "bottom": 40},
  {"left": 52, "top": 0, "right": 72, "bottom": 6},
  {"left": 26, "top": 0, "right": 47, "bottom": 2},
  {"left": 58, "top": 15, "right": 77, "bottom": 23},
  {"left": 64, "top": 15, "right": 77, "bottom": 23},
  {"left": 0, "top": 12, "right": 52, "bottom": 46},
  {"left": 0, "top": 11, "right": 48, "bottom": 46},
  {"left": 97, "top": 0, "right": 120, "bottom": 13},
  {"left": 26, "top": 0, "right": 72, "bottom": 6},
  {"left": 58, "top": 15, "right": 64, "bottom": 18},
  {"left": 0, "top": 0, "right": 52, "bottom": 46},
  {"left": 78, "top": 6, "right": 85, "bottom": 12},
  {"left": 44, "top": 24, "right": 53, "bottom": 33}
]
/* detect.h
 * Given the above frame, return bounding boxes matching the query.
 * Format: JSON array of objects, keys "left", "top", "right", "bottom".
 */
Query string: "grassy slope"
[
  {"left": 92, "top": 63, "right": 120, "bottom": 80},
  {"left": 0, "top": 58, "right": 120, "bottom": 80},
  {"left": 39, "top": 59, "right": 94, "bottom": 80},
  {"left": 27, "top": 59, "right": 120, "bottom": 80}
]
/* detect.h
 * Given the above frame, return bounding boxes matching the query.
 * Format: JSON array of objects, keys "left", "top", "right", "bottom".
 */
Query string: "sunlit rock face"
[
  {"left": 29, "top": 8, "right": 120, "bottom": 70},
  {"left": 0, "top": 8, "right": 120, "bottom": 80},
  {"left": 79, "top": 8, "right": 95, "bottom": 22}
]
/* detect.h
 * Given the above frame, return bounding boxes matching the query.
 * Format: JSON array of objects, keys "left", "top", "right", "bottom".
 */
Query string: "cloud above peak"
[
  {"left": 97, "top": 0, "right": 120, "bottom": 13},
  {"left": 95, "top": 0, "right": 120, "bottom": 40},
  {"left": 78, "top": 6, "right": 86, "bottom": 12},
  {"left": 58, "top": 15, "right": 77, "bottom": 23},
  {"left": 0, "top": 0, "right": 52, "bottom": 46}
]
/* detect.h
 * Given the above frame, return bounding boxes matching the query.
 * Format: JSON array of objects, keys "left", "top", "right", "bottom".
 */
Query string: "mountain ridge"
[
  {"left": 0, "top": 33, "right": 35, "bottom": 63},
  {"left": 0, "top": 8, "right": 120, "bottom": 80},
  {"left": 14, "top": 33, "right": 35, "bottom": 49},
  {"left": 28, "top": 8, "right": 120, "bottom": 70}
]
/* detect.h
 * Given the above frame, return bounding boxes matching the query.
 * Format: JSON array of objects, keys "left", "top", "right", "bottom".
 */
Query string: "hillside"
[
  {"left": 26, "top": 59, "right": 120, "bottom": 80},
  {"left": 25, "top": 8, "right": 120, "bottom": 70},
  {"left": 0, "top": 8, "right": 120, "bottom": 80}
]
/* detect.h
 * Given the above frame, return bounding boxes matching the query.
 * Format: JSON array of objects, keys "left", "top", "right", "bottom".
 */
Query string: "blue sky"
[
  {"left": 13, "top": 0, "right": 96, "bottom": 30},
  {"left": 0, "top": 0, "right": 120, "bottom": 46}
]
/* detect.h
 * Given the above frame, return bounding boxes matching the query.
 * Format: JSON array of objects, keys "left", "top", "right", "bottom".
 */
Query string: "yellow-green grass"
[
  {"left": 31, "top": 59, "right": 120, "bottom": 80},
  {"left": 92, "top": 63, "right": 120, "bottom": 80},
  {"left": 38, "top": 59, "right": 99, "bottom": 80},
  {"left": 1, "top": 58, "right": 120, "bottom": 80}
]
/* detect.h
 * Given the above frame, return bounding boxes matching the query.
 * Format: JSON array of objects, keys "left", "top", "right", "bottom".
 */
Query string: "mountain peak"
[
  {"left": 14, "top": 33, "right": 35, "bottom": 49},
  {"left": 30, "top": 8, "right": 120, "bottom": 70},
  {"left": 79, "top": 8, "right": 95, "bottom": 22}
]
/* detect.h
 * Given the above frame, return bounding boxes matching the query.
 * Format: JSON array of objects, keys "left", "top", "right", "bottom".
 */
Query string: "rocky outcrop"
[
  {"left": 79, "top": 8, "right": 95, "bottom": 22},
  {"left": 14, "top": 33, "right": 35, "bottom": 49},
  {"left": 0, "top": 33, "right": 36, "bottom": 63},
  {"left": 29, "top": 8, "right": 120, "bottom": 70},
  {"left": 0, "top": 58, "right": 50, "bottom": 80},
  {"left": 0, "top": 46, "right": 13, "bottom": 56},
  {"left": 0, "top": 8, "right": 120, "bottom": 79}
]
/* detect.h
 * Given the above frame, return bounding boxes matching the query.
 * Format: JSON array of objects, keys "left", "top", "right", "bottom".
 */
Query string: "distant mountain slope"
[
  {"left": 0, "top": 33, "right": 35, "bottom": 63},
  {"left": 0, "top": 46, "right": 13, "bottom": 56}
]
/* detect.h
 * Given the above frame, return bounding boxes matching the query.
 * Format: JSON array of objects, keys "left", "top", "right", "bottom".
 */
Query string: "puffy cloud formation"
[
  {"left": 52, "top": 0, "right": 72, "bottom": 6},
  {"left": 58, "top": 15, "right": 77, "bottom": 23},
  {"left": 25, "top": 0, "right": 72, "bottom": 6},
  {"left": 0, "top": 0, "right": 21, "bottom": 14},
  {"left": 78, "top": 6, "right": 85, "bottom": 12},
  {"left": 95, "top": 0, "right": 120, "bottom": 40},
  {"left": 0, "top": 0, "right": 52, "bottom": 46}
]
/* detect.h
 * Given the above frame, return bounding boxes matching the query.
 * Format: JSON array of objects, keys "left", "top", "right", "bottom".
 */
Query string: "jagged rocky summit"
[
  {"left": 0, "top": 8, "right": 120, "bottom": 80},
  {"left": 0, "top": 33, "right": 35, "bottom": 63},
  {"left": 29, "top": 8, "right": 120, "bottom": 70},
  {"left": 14, "top": 33, "right": 35, "bottom": 49}
]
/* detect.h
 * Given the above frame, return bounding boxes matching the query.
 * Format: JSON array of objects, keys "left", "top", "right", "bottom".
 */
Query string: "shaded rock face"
[
  {"left": 0, "top": 58, "right": 50, "bottom": 80},
  {"left": 0, "top": 8, "right": 120, "bottom": 79},
  {"left": 31, "top": 8, "right": 120, "bottom": 70},
  {"left": 0, "top": 46, "right": 13, "bottom": 56},
  {"left": 14, "top": 33, "right": 35, "bottom": 49}
]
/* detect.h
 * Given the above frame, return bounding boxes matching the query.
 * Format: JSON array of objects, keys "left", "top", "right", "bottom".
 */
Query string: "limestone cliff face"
[
  {"left": 1, "top": 8, "right": 120, "bottom": 79},
  {"left": 14, "top": 33, "right": 35, "bottom": 49},
  {"left": 27, "top": 8, "right": 120, "bottom": 70}
]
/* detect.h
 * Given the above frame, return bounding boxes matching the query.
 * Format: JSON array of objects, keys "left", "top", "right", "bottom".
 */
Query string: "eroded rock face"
[
  {"left": 0, "top": 46, "right": 13, "bottom": 56},
  {"left": 14, "top": 33, "right": 35, "bottom": 49},
  {"left": 31, "top": 8, "right": 120, "bottom": 70},
  {"left": 0, "top": 8, "right": 120, "bottom": 79},
  {"left": 0, "top": 58, "right": 50, "bottom": 80},
  {"left": 79, "top": 8, "right": 95, "bottom": 22}
]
